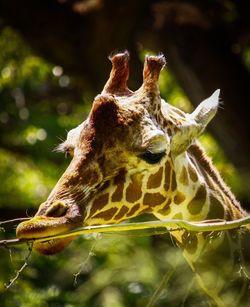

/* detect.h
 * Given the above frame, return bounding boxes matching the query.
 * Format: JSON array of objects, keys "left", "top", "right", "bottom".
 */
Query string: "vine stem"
[{"left": 0, "top": 216, "right": 250, "bottom": 248}]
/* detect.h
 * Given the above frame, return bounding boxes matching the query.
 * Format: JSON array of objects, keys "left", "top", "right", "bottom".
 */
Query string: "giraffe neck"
[
  {"left": 83, "top": 141, "right": 250, "bottom": 305},
  {"left": 165, "top": 142, "right": 248, "bottom": 244},
  {"left": 160, "top": 142, "right": 250, "bottom": 306},
  {"left": 153, "top": 143, "right": 246, "bottom": 224}
]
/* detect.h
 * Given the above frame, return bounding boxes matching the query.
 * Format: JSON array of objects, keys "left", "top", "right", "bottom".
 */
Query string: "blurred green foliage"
[
  {"left": 0, "top": 27, "right": 90, "bottom": 210},
  {"left": 0, "top": 27, "right": 247, "bottom": 306}
]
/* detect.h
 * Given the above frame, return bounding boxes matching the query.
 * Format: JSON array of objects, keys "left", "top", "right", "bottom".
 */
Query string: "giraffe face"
[{"left": 16, "top": 52, "right": 220, "bottom": 255}]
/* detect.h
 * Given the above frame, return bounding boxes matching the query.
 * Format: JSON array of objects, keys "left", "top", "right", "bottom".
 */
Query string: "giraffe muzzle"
[{"left": 16, "top": 200, "right": 84, "bottom": 255}]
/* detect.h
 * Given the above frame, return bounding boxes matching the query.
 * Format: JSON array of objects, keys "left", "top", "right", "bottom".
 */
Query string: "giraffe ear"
[
  {"left": 191, "top": 89, "right": 220, "bottom": 127},
  {"left": 171, "top": 90, "right": 220, "bottom": 155}
]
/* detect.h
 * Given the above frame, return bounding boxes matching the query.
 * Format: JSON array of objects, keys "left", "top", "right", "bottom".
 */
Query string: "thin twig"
[
  {"left": 0, "top": 217, "right": 30, "bottom": 226},
  {"left": 0, "top": 216, "right": 250, "bottom": 248},
  {"left": 73, "top": 241, "right": 97, "bottom": 287},
  {"left": 4, "top": 243, "right": 33, "bottom": 289}
]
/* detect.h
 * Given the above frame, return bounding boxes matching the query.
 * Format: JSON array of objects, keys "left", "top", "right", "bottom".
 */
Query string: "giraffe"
[{"left": 16, "top": 52, "right": 250, "bottom": 306}]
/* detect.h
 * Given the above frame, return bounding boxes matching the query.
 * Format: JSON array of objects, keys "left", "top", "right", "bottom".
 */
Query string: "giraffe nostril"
[{"left": 46, "top": 201, "right": 68, "bottom": 218}]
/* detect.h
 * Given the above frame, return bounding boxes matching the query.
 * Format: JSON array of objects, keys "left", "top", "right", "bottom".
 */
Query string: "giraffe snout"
[{"left": 16, "top": 200, "right": 84, "bottom": 255}]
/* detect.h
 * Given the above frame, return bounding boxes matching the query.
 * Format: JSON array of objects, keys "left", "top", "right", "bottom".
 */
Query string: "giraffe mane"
[{"left": 188, "top": 142, "right": 244, "bottom": 215}]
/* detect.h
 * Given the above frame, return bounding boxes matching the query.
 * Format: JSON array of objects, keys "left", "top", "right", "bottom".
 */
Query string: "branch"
[
  {"left": 4, "top": 243, "right": 33, "bottom": 289},
  {"left": 1, "top": 216, "right": 250, "bottom": 248},
  {"left": 0, "top": 217, "right": 30, "bottom": 226}
]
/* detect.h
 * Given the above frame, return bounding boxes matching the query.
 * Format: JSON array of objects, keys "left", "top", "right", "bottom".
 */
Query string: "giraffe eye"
[{"left": 140, "top": 151, "right": 166, "bottom": 164}]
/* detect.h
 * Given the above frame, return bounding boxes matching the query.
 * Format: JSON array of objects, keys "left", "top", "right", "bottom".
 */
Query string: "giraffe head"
[{"left": 16, "top": 52, "right": 220, "bottom": 255}]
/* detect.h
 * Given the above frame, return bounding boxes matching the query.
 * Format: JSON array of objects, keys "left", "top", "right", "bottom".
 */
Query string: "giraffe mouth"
[{"left": 16, "top": 202, "right": 84, "bottom": 255}]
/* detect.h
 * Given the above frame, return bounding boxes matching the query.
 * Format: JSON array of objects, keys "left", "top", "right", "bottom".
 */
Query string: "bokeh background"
[{"left": 0, "top": 1, "right": 250, "bottom": 306}]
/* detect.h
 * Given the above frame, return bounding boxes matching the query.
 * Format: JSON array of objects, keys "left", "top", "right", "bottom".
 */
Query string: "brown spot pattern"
[
  {"left": 89, "top": 193, "right": 109, "bottom": 216},
  {"left": 164, "top": 161, "right": 171, "bottom": 191},
  {"left": 179, "top": 167, "right": 189, "bottom": 186},
  {"left": 111, "top": 186, "right": 123, "bottom": 202},
  {"left": 171, "top": 170, "right": 177, "bottom": 191},
  {"left": 188, "top": 164, "right": 198, "bottom": 182},
  {"left": 114, "top": 169, "right": 126, "bottom": 185},
  {"left": 181, "top": 231, "right": 198, "bottom": 254},
  {"left": 157, "top": 199, "right": 171, "bottom": 215},
  {"left": 174, "top": 192, "right": 186, "bottom": 205},
  {"left": 111, "top": 170, "right": 126, "bottom": 202},
  {"left": 114, "top": 206, "right": 130, "bottom": 220},
  {"left": 147, "top": 167, "right": 163, "bottom": 189},
  {"left": 125, "top": 174, "right": 142, "bottom": 203},
  {"left": 139, "top": 207, "right": 150, "bottom": 215},
  {"left": 143, "top": 193, "right": 165, "bottom": 207},
  {"left": 126, "top": 203, "right": 140, "bottom": 217},
  {"left": 92, "top": 207, "right": 118, "bottom": 221},
  {"left": 98, "top": 180, "right": 110, "bottom": 193},
  {"left": 206, "top": 194, "right": 225, "bottom": 220},
  {"left": 187, "top": 185, "right": 207, "bottom": 215}
]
